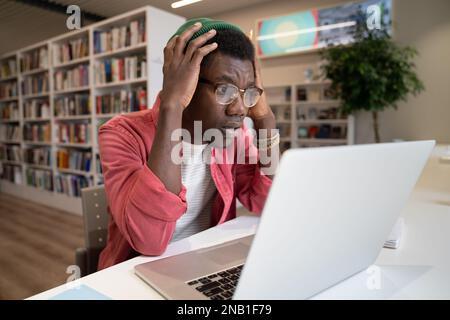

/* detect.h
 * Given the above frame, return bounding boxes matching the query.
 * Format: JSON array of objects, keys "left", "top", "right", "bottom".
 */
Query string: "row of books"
[
  {"left": 24, "top": 147, "right": 51, "bottom": 166},
  {"left": 1, "top": 165, "right": 23, "bottom": 184},
  {"left": 0, "top": 124, "right": 20, "bottom": 141},
  {"left": 297, "top": 86, "right": 337, "bottom": 101},
  {"left": 55, "top": 174, "right": 92, "bottom": 197},
  {"left": 93, "top": 19, "right": 145, "bottom": 54},
  {"left": 95, "top": 55, "right": 146, "bottom": 84},
  {"left": 0, "top": 82, "right": 18, "bottom": 99},
  {"left": 297, "top": 125, "right": 347, "bottom": 140},
  {"left": 57, "top": 149, "right": 92, "bottom": 172},
  {"left": 54, "top": 65, "right": 89, "bottom": 91},
  {"left": 22, "top": 73, "right": 49, "bottom": 95},
  {"left": 297, "top": 107, "right": 346, "bottom": 121},
  {"left": 1, "top": 102, "right": 19, "bottom": 120},
  {"left": 96, "top": 87, "right": 147, "bottom": 114},
  {"left": 26, "top": 168, "right": 53, "bottom": 191},
  {"left": 0, "top": 58, "right": 17, "bottom": 79},
  {"left": 24, "top": 100, "right": 50, "bottom": 119},
  {"left": 55, "top": 123, "right": 91, "bottom": 144},
  {"left": 55, "top": 94, "right": 90, "bottom": 117},
  {"left": 21, "top": 47, "right": 49, "bottom": 72},
  {"left": 53, "top": 38, "right": 89, "bottom": 65},
  {"left": 4, "top": 145, "right": 21, "bottom": 162},
  {"left": 23, "top": 123, "right": 51, "bottom": 142}
]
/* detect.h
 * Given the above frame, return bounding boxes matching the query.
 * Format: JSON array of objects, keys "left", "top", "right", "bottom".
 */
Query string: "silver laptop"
[{"left": 135, "top": 141, "right": 434, "bottom": 300}]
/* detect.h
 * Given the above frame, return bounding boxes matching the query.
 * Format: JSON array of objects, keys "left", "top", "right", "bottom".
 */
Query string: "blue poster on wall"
[{"left": 256, "top": 0, "right": 392, "bottom": 57}]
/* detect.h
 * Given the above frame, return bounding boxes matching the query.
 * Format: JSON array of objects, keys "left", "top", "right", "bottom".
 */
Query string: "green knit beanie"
[{"left": 170, "top": 18, "right": 244, "bottom": 43}]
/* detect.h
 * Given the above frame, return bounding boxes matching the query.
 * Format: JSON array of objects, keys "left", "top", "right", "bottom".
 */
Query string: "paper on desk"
[
  {"left": 49, "top": 284, "right": 111, "bottom": 300},
  {"left": 384, "top": 218, "right": 405, "bottom": 249}
]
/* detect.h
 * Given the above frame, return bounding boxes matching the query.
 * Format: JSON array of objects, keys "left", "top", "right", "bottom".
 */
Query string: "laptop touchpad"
[{"left": 200, "top": 242, "right": 250, "bottom": 265}]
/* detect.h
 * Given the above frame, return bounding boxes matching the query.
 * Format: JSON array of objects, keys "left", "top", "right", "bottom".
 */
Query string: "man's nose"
[{"left": 225, "top": 95, "right": 246, "bottom": 117}]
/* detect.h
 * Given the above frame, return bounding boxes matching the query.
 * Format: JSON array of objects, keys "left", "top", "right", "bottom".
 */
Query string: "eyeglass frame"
[{"left": 198, "top": 77, "right": 264, "bottom": 108}]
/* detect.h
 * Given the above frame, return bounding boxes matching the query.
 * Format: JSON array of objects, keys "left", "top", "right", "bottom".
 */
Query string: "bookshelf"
[
  {"left": 0, "top": 6, "right": 185, "bottom": 214},
  {"left": 266, "top": 81, "right": 355, "bottom": 153}
]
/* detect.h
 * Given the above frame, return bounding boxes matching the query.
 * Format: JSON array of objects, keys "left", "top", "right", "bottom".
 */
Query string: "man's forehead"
[{"left": 205, "top": 54, "right": 254, "bottom": 84}]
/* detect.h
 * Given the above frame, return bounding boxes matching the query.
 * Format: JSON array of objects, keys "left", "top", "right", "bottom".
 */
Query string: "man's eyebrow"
[
  {"left": 215, "top": 75, "right": 236, "bottom": 83},
  {"left": 214, "top": 75, "right": 255, "bottom": 87}
]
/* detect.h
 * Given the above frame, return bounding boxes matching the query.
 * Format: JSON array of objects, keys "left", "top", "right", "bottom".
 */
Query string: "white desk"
[{"left": 29, "top": 145, "right": 450, "bottom": 300}]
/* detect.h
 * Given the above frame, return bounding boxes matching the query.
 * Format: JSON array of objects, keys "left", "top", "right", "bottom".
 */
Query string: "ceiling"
[{"left": 0, "top": 0, "right": 273, "bottom": 56}]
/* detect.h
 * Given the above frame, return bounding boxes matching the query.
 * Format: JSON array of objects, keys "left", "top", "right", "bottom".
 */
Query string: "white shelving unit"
[
  {"left": 266, "top": 81, "right": 355, "bottom": 153},
  {"left": 0, "top": 6, "right": 185, "bottom": 214}
]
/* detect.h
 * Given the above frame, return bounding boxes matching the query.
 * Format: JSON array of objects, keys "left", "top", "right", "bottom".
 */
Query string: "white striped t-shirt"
[{"left": 171, "top": 141, "right": 217, "bottom": 242}]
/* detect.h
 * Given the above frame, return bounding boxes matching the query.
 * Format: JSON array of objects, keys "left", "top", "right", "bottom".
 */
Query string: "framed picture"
[{"left": 255, "top": 0, "right": 392, "bottom": 58}]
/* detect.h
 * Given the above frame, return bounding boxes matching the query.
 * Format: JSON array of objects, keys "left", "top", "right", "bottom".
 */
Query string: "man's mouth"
[
  {"left": 222, "top": 122, "right": 242, "bottom": 130},
  {"left": 218, "top": 126, "right": 239, "bottom": 140}
]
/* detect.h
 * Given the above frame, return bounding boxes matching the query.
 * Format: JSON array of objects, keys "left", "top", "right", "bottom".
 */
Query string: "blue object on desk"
[{"left": 50, "top": 284, "right": 111, "bottom": 300}]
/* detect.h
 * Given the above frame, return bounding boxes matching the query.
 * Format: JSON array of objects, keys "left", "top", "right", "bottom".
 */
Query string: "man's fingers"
[
  {"left": 253, "top": 56, "right": 263, "bottom": 87},
  {"left": 174, "top": 22, "right": 203, "bottom": 60},
  {"left": 191, "top": 42, "right": 218, "bottom": 67},
  {"left": 184, "top": 29, "right": 216, "bottom": 62},
  {"left": 163, "top": 35, "right": 178, "bottom": 69}
]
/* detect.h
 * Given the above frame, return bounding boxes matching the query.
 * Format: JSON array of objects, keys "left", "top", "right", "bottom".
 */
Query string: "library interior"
[{"left": 0, "top": 0, "right": 449, "bottom": 301}]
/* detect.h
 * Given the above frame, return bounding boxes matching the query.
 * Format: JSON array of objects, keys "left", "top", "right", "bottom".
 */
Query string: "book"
[
  {"left": 55, "top": 174, "right": 92, "bottom": 197},
  {"left": 96, "top": 153, "right": 102, "bottom": 174},
  {"left": 57, "top": 149, "right": 92, "bottom": 172},
  {"left": 95, "top": 55, "right": 146, "bottom": 85},
  {"left": 53, "top": 37, "right": 89, "bottom": 65},
  {"left": 0, "top": 81, "right": 18, "bottom": 99},
  {"left": 23, "top": 123, "right": 51, "bottom": 142},
  {"left": 24, "top": 100, "right": 50, "bottom": 119},
  {"left": 56, "top": 122, "right": 91, "bottom": 144},
  {"left": 5, "top": 145, "right": 22, "bottom": 162},
  {"left": 54, "top": 94, "right": 90, "bottom": 116},
  {"left": 2, "top": 165, "right": 23, "bottom": 184},
  {"left": 1, "top": 102, "right": 19, "bottom": 120},
  {"left": 26, "top": 168, "right": 53, "bottom": 191},
  {"left": 0, "top": 58, "right": 17, "bottom": 79},
  {"left": 54, "top": 64, "right": 89, "bottom": 91},
  {"left": 22, "top": 73, "right": 49, "bottom": 95},
  {"left": 0, "top": 124, "right": 20, "bottom": 141},
  {"left": 96, "top": 87, "right": 147, "bottom": 114},
  {"left": 24, "top": 147, "right": 51, "bottom": 166},
  {"left": 93, "top": 19, "right": 145, "bottom": 54},
  {"left": 20, "top": 46, "right": 48, "bottom": 72}
]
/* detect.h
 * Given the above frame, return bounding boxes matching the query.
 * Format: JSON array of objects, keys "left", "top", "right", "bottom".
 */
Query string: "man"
[{"left": 98, "top": 18, "right": 279, "bottom": 269}]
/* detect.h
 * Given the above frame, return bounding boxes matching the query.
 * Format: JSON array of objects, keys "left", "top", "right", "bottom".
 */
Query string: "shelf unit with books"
[
  {"left": 0, "top": 6, "right": 185, "bottom": 215},
  {"left": 0, "top": 52, "right": 20, "bottom": 181},
  {"left": 265, "top": 81, "right": 355, "bottom": 154}
]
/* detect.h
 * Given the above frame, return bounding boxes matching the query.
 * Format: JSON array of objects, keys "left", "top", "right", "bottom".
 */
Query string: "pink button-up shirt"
[{"left": 97, "top": 96, "right": 272, "bottom": 270}]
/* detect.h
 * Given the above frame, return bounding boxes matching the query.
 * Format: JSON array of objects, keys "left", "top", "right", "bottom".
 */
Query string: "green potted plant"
[{"left": 320, "top": 14, "right": 424, "bottom": 143}]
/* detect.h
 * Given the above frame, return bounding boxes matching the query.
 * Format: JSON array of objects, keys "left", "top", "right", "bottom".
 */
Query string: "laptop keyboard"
[{"left": 186, "top": 264, "right": 244, "bottom": 300}]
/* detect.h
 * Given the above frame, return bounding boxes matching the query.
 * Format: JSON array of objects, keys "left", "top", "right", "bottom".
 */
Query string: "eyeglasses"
[{"left": 198, "top": 77, "right": 263, "bottom": 108}]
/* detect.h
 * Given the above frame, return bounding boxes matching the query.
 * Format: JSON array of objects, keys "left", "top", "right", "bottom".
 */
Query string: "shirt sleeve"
[{"left": 99, "top": 120, "right": 187, "bottom": 256}]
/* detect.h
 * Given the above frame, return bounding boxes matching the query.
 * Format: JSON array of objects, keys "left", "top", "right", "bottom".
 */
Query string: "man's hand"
[
  {"left": 247, "top": 56, "right": 274, "bottom": 121},
  {"left": 160, "top": 22, "right": 218, "bottom": 110},
  {"left": 247, "top": 55, "right": 278, "bottom": 179}
]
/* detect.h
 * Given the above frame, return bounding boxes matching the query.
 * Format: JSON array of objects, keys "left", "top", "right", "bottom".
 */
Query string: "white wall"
[{"left": 212, "top": 0, "right": 450, "bottom": 144}]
